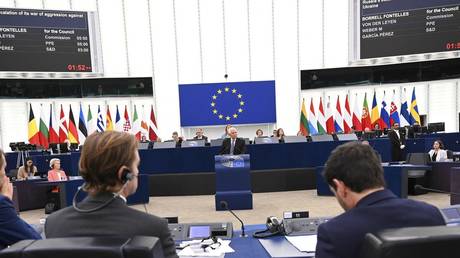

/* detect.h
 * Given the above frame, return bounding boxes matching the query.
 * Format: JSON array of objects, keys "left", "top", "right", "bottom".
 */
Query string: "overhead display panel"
[
  {"left": 0, "top": 8, "right": 102, "bottom": 75},
  {"left": 351, "top": 0, "right": 460, "bottom": 61}
]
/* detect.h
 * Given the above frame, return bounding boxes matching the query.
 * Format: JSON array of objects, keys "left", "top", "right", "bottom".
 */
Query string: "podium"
[{"left": 215, "top": 154, "right": 253, "bottom": 210}]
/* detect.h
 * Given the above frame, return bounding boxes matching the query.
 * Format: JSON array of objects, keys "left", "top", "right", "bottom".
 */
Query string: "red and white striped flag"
[
  {"left": 343, "top": 95, "right": 352, "bottom": 133},
  {"left": 59, "top": 104, "right": 68, "bottom": 143},
  {"left": 352, "top": 94, "right": 362, "bottom": 131},
  {"left": 325, "top": 97, "right": 335, "bottom": 134},
  {"left": 148, "top": 105, "right": 158, "bottom": 141}
]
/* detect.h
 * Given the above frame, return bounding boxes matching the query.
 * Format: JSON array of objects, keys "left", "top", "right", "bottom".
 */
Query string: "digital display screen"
[
  {"left": 0, "top": 8, "right": 93, "bottom": 72},
  {"left": 443, "top": 208, "right": 460, "bottom": 220},
  {"left": 357, "top": 0, "right": 460, "bottom": 59},
  {"left": 188, "top": 226, "right": 210, "bottom": 238}
]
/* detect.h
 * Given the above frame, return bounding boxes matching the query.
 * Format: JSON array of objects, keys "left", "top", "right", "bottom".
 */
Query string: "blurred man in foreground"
[
  {"left": 316, "top": 142, "right": 445, "bottom": 258},
  {"left": 45, "top": 131, "right": 178, "bottom": 258}
]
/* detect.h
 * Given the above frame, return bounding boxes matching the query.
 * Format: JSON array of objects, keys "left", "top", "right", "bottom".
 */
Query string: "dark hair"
[
  {"left": 323, "top": 141, "right": 385, "bottom": 193},
  {"left": 276, "top": 128, "right": 284, "bottom": 138},
  {"left": 25, "top": 157, "right": 34, "bottom": 173},
  {"left": 79, "top": 131, "right": 138, "bottom": 192},
  {"left": 434, "top": 139, "right": 444, "bottom": 149},
  {"left": 256, "top": 129, "right": 263, "bottom": 136}
]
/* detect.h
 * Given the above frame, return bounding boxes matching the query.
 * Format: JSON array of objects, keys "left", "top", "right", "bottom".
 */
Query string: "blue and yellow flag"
[
  {"left": 409, "top": 88, "right": 420, "bottom": 125},
  {"left": 179, "top": 81, "right": 276, "bottom": 126}
]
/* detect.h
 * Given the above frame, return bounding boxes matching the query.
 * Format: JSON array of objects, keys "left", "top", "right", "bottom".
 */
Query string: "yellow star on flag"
[
  {"left": 219, "top": 114, "right": 223, "bottom": 119},
  {"left": 239, "top": 101, "right": 245, "bottom": 106},
  {"left": 226, "top": 116, "right": 231, "bottom": 121},
  {"left": 217, "top": 89, "right": 222, "bottom": 94},
  {"left": 211, "top": 102, "right": 215, "bottom": 107},
  {"left": 232, "top": 89, "right": 236, "bottom": 93},
  {"left": 233, "top": 114, "right": 238, "bottom": 118},
  {"left": 237, "top": 94, "right": 242, "bottom": 99},
  {"left": 213, "top": 109, "right": 218, "bottom": 114},
  {"left": 224, "top": 87, "right": 229, "bottom": 92},
  {"left": 212, "top": 95, "right": 217, "bottom": 99},
  {"left": 238, "top": 108, "right": 243, "bottom": 113}
]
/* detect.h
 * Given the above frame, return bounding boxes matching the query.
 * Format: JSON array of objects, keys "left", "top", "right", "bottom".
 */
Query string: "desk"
[
  {"left": 13, "top": 178, "right": 47, "bottom": 211},
  {"left": 36, "top": 175, "right": 150, "bottom": 207},
  {"left": 5, "top": 139, "right": 395, "bottom": 176},
  {"left": 426, "top": 162, "right": 460, "bottom": 192},
  {"left": 227, "top": 225, "right": 312, "bottom": 258},
  {"left": 13, "top": 175, "right": 149, "bottom": 211},
  {"left": 316, "top": 164, "right": 431, "bottom": 198}
]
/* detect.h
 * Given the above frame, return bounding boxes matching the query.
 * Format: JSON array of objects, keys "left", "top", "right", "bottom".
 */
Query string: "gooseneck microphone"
[
  {"left": 414, "top": 185, "right": 460, "bottom": 195},
  {"left": 220, "top": 200, "right": 246, "bottom": 237}
]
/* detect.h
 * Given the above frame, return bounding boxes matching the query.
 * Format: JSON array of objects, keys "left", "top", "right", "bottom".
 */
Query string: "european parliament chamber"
[{"left": 1, "top": 0, "right": 460, "bottom": 258}]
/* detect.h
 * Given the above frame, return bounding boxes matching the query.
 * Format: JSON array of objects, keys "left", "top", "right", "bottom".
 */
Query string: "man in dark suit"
[
  {"left": 45, "top": 131, "right": 178, "bottom": 258},
  {"left": 193, "top": 128, "right": 208, "bottom": 143},
  {"left": 219, "top": 127, "right": 246, "bottom": 155},
  {"left": 315, "top": 142, "right": 445, "bottom": 258},
  {"left": 0, "top": 149, "right": 41, "bottom": 249},
  {"left": 388, "top": 122, "right": 406, "bottom": 161}
]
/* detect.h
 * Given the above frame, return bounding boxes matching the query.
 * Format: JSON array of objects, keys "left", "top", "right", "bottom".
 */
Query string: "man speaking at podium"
[{"left": 219, "top": 127, "right": 246, "bottom": 155}]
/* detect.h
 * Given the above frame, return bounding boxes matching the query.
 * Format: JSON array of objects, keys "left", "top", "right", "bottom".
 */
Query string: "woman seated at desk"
[
  {"left": 428, "top": 140, "right": 448, "bottom": 162},
  {"left": 277, "top": 128, "right": 285, "bottom": 143},
  {"left": 17, "top": 157, "right": 37, "bottom": 180},
  {"left": 47, "top": 158, "right": 67, "bottom": 182}
]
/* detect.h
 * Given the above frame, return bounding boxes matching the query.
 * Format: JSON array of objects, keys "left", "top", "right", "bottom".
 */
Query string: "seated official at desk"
[
  {"left": 219, "top": 127, "right": 246, "bottom": 155},
  {"left": 316, "top": 142, "right": 445, "bottom": 258},
  {"left": 17, "top": 157, "right": 38, "bottom": 180},
  {"left": 171, "top": 131, "right": 183, "bottom": 148},
  {"left": 45, "top": 131, "right": 178, "bottom": 258},
  {"left": 47, "top": 158, "right": 68, "bottom": 182},
  {"left": 428, "top": 140, "right": 448, "bottom": 162},
  {"left": 193, "top": 128, "right": 208, "bottom": 142},
  {"left": 277, "top": 128, "right": 285, "bottom": 143},
  {"left": 0, "top": 149, "right": 41, "bottom": 249}
]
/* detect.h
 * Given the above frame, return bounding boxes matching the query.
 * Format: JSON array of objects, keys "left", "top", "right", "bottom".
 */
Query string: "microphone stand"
[{"left": 221, "top": 201, "right": 247, "bottom": 237}]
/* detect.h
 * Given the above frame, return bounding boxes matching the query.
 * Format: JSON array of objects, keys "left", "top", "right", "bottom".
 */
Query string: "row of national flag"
[
  {"left": 299, "top": 87, "right": 421, "bottom": 136},
  {"left": 28, "top": 104, "right": 159, "bottom": 148}
]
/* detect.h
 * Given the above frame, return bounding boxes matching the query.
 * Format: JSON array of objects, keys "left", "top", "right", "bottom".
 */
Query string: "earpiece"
[
  {"left": 120, "top": 168, "right": 133, "bottom": 184},
  {"left": 253, "top": 216, "right": 284, "bottom": 238}
]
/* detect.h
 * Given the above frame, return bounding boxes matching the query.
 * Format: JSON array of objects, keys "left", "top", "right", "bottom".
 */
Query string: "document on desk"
[{"left": 285, "top": 235, "right": 317, "bottom": 252}]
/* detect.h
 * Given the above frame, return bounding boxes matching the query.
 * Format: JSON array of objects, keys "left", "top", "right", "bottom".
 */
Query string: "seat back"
[
  {"left": 7, "top": 169, "right": 18, "bottom": 180},
  {"left": 360, "top": 226, "right": 460, "bottom": 258},
  {"left": 446, "top": 150, "right": 454, "bottom": 160},
  {"left": 406, "top": 153, "right": 429, "bottom": 178},
  {"left": 0, "top": 236, "right": 164, "bottom": 258}
]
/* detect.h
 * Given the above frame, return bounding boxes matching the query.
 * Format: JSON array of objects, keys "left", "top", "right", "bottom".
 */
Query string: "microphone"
[
  {"left": 220, "top": 200, "right": 246, "bottom": 237},
  {"left": 414, "top": 185, "right": 460, "bottom": 196}
]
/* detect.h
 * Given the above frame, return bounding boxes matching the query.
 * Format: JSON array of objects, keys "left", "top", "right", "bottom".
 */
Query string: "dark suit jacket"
[
  {"left": 315, "top": 189, "right": 445, "bottom": 258},
  {"left": 193, "top": 135, "right": 208, "bottom": 142},
  {"left": 45, "top": 192, "right": 178, "bottom": 258},
  {"left": 0, "top": 195, "right": 41, "bottom": 249},
  {"left": 388, "top": 129, "right": 406, "bottom": 161},
  {"left": 219, "top": 138, "right": 246, "bottom": 155}
]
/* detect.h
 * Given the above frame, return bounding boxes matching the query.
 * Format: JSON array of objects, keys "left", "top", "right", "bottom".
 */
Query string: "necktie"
[{"left": 230, "top": 139, "right": 235, "bottom": 155}]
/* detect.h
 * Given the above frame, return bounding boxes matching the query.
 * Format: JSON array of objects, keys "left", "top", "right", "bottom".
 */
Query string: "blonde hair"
[{"left": 49, "top": 158, "right": 60, "bottom": 169}]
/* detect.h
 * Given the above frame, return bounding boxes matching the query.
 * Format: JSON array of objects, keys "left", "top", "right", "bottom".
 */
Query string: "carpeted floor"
[{"left": 20, "top": 190, "right": 450, "bottom": 228}]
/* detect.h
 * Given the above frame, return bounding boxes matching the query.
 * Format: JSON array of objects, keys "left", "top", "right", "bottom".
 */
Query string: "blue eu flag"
[{"left": 179, "top": 80, "right": 276, "bottom": 126}]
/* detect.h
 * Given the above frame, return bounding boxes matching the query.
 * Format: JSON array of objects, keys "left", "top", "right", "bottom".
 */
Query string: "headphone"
[
  {"left": 73, "top": 167, "right": 134, "bottom": 213},
  {"left": 120, "top": 168, "right": 134, "bottom": 184},
  {"left": 253, "top": 216, "right": 284, "bottom": 238}
]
